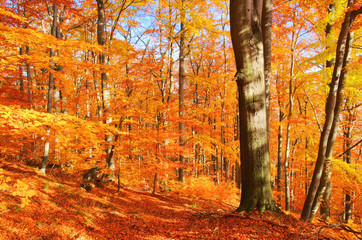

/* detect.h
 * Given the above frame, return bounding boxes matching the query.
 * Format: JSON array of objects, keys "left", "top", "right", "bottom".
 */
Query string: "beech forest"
[{"left": 0, "top": 0, "right": 361, "bottom": 239}]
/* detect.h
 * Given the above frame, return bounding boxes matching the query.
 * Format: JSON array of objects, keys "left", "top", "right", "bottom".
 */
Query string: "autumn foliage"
[{"left": 0, "top": 0, "right": 361, "bottom": 238}]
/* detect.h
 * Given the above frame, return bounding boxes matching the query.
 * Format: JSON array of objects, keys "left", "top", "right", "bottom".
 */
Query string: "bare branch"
[
  {"left": 304, "top": 90, "right": 322, "bottom": 132},
  {"left": 337, "top": 139, "right": 362, "bottom": 158}
]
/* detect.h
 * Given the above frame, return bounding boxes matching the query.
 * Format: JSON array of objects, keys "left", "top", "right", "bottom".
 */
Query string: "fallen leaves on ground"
[{"left": 0, "top": 161, "right": 358, "bottom": 239}]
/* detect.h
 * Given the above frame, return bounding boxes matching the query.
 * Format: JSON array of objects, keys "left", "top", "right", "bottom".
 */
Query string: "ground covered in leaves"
[{"left": 0, "top": 161, "right": 358, "bottom": 239}]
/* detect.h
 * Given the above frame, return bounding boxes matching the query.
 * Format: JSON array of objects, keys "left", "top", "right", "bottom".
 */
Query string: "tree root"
[
  {"left": 317, "top": 219, "right": 362, "bottom": 239},
  {"left": 190, "top": 209, "right": 289, "bottom": 230}
]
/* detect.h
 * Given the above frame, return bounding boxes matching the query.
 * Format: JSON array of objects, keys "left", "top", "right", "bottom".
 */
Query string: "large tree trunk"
[
  {"left": 300, "top": 1, "right": 361, "bottom": 221},
  {"left": 230, "top": 0, "right": 276, "bottom": 212},
  {"left": 319, "top": 4, "right": 336, "bottom": 220}
]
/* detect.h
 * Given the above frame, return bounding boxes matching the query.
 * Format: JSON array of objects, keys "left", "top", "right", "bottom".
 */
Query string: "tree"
[
  {"left": 178, "top": 0, "right": 186, "bottom": 182},
  {"left": 300, "top": 0, "right": 361, "bottom": 222},
  {"left": 230, "top": 0, "right": 277, "bottom": 212},
  {"left": 39, "top": 3, "right": 61, "bottom": 175}
]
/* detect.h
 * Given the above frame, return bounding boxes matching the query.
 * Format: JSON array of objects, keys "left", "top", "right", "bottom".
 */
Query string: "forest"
[{"left": 0, "top": 0, "right": 361, "bottom": 239}]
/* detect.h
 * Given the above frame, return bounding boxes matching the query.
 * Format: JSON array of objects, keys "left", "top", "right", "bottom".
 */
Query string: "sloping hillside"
[{"left": 0, "top": 161, "right": 357, "bottom": 239}]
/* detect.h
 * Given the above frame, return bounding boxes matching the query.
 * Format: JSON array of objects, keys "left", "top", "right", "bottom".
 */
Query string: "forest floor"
[{"left": 0, "top": 161, "right": 359, "bottom": 240}]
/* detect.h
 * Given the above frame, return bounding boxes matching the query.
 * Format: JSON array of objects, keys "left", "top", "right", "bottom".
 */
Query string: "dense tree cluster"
[{"left": 0, "top": 0, "right": 361, "bottom": 223}]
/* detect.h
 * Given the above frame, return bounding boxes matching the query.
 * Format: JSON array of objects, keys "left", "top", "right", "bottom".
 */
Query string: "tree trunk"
[
  {"left": 319, "top": 4, "right": 337, "bottom": 220},
  {"left": 343, "top": 106, "right": 354, "bottom": 221},
  {"left": 96, "top": 0, "right": 115, "bottom": 171},
  {"left": 231, "top": 164, "right": 235, "bottom": 183},
  {"left": 317, "top": 31, "right": 353, "bottom": 218},
  {"left": 19, "top": 47, "right": 24, "bottom": 93},
  {"left": 214, "top": 150, "right": 219, "bottom": 184},
  {"left": 178, "top": 0, "right": 186, "bottom": 182},
  {"left": 276, "top": 76, "right": 284, "bottom": 196},
  {"left": 39, "top": 4, "right": 58, "bottom": 175},
  {"left": 262, "top": 0, "right": 272, "bottom": 137},
  {"left": 225, "top": 159, "right": 230, "bottom": 183},
  {"left": 284, "top": 29, "right": 296, "bottom": 211},
  {"left": 117, "top": 156, "right": 122, "bottom": 192},
  {"left": 230, "top": 0, "right": 276, "bottom": 212},
  {"left": 221, "top": 12, "right": 228, "bottom": 183},
  {"left": 26, "top": 46, "right": 32, "bottom": 108},
  {"left": 300, "top": 1, "right": 360, "bottom": 221},
  {"left": 308, "top": 30, "right": 353, "bottom": 222},
  {"left": 277, "top": 122, "right": 282, "bottom": 189},
  {"left": 320, "top": 176, "right": 331, "bottom": 220},
  {"left": 152, "top": 173, "right": 159, "bottom": 195}
]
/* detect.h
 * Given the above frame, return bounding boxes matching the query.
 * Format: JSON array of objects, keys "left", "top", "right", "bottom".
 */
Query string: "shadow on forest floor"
[{"left": 0, "top": 161, "right": 355, "bottom": 239}]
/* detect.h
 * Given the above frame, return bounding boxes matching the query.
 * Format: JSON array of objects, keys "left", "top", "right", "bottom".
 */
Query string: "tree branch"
[
  {"left": 304, "top": 90, "right": 322, "bottom": 132},
  {"left": 337, "top": 139, "right": 362, "bottom": 158}
]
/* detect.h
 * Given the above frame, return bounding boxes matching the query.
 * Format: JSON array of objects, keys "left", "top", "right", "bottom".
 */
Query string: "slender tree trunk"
[
  {"left": 225, "top": 159, "right": 230, "bottom": 183},
  {"left": 301, "top": 98, "right": 310, "bottom": 195},
  {"left": 26, "top": 46, "right": 32, "bottom": 108},
  {"left": 262, "top": 0, "right": 272, "bottom": 137},
  {"left": 117, "top": 157, "right": 122, "bottom": 192},
  {"left": 167, "top": 0, "right": 174, "bottom": 104},
  {"left": 39, "top": 4, "right": 58, "bottom": 174},
  {"left": 343, "top": 106, "right": 354, "bottom": 221},
  {"left": 91, "top": 51, "right": 103, "bottom": 118},
  {"left": 96, "top": 0, "right": 114, "bottom": 171},
  {"left": 310, "top": 30, "right": 353, "bottom": 221},
  {"left": 301, "top": 1, "right": 360, "bottom": 221},
  {"left": 284, "top": 30, "right": 296, "bottom": 211},
  {"left": 275, "top": 75, "right": 284, "bottom": 197},
  {"left": 152, "top": 173, "right": 159, "bottom": 195},
  {"left": 221, "top": 11, "right": 228, "bottom": 183},
  {"left": 232, "top": 165, "right": 235, "bottom": 183},
  {"left": 178, "top": 0, "right": 186, "bottom": 182},
  {"left": 19, "top": 47, "right": 24, "bottom": 93},
  {"left": 230, "top": 0, "right": 276, "bottom": 212},
  {"left": 214, "top": 149, "right": 219, "bottom": 184},
  {"left": 277, "top": 122, "right": 283, "bottom": 190}
]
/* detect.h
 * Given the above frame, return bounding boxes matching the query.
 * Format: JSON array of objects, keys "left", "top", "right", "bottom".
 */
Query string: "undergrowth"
[{"left": 168, "top": 176, "right": 239, "bottom": 203}]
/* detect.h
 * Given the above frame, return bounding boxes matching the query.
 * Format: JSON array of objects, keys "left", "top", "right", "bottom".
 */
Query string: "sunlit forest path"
[{"left": 1, "top": 161, "right": 356, "bottom": 240}]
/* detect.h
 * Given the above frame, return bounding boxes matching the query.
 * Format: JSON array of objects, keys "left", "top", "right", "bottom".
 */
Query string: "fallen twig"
[
  {"left": 190, "top": 208, "right": 223, "bottom": 218},
  {"left": 0, "top": 210, "right": 10, "bottom": 214}
]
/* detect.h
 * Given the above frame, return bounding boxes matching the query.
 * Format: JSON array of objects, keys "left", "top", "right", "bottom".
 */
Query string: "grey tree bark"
[
  {"left": 319, "top": 4, "right": 336, "bottom": 219},
  {"left": 230, "top": 0, "right": 277, "bottom": 212},
  {"left": 276, "top": 75, "right": 284, "bottom": 197},
  {"left": 284, "top": 29, "right": 296, "bottom": 211},
  {"left": 178, "top": 0, "right": 186, "bottom": 182},
  {"left": 343, "top": 105, "right": 355, "bottom": 221},
  {"left": 301, "top": 1, "right": 361, "bottom": 221},
  {"left": 261, "top": 0, "right": 272, "bottom": 137},
  {"left": 96, "top": 0, "right": 115, "bottom": 171}
]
